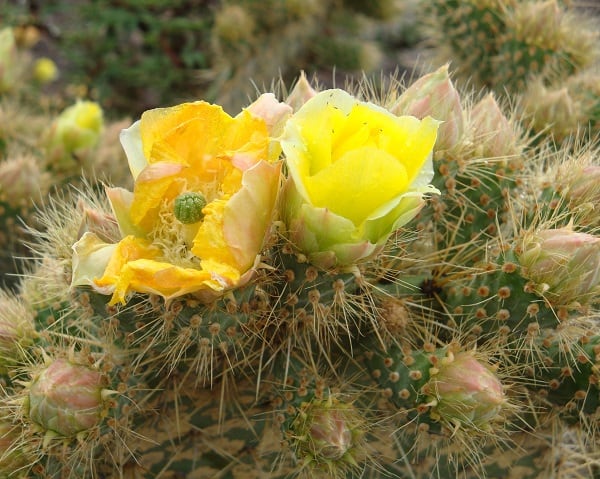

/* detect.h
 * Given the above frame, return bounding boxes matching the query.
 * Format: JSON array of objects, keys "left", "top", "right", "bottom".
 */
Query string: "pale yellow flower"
[{"left": 280, "top": 89, "right": 439, "bottom": 268}]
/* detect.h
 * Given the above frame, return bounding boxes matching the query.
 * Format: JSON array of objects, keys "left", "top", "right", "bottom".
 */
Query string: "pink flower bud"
[
  {"left": 28, "top": 358, "right": 108, "bottom": 436},
  {"left": 519, "top": 227, "right": 600, "bottom": 306},
  {"left": 285, "top": 71, "right": 318, "bottom": 111},
  {"left": 391, "top": 64, "right": 464, "bottom": 151},
  {"left": 423, "top": 352, "right": 505, "bottom": 431},
  {"left": 289, "top": 397, "right": 365, "bottom": 474},
  {"left": 471, "top": 94, "right": 521, "bottom": 158}
]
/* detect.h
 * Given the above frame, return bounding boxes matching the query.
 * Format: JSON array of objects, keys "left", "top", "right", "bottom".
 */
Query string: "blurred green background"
[{"left": 1, "top": 0, "right": 424, "bottom": 117}]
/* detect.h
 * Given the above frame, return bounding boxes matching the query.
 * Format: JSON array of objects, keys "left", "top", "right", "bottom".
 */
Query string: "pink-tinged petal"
[
  {"left": 243, "top": 93, "right": 293, "bottom": 136},
  {"left": 222, "top": 160, "right": 282, "bottom": 270}
]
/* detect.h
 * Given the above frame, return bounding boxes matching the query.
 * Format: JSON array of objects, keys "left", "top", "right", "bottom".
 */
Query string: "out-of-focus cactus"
[
  {"left": 428, "top": 0, "right": 599, "bottom": 94},
  {"left": 426, "top": 0, "right": 600, "bottom": 144}
]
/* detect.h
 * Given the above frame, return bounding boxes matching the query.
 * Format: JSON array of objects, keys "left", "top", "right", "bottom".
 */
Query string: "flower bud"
[
  {"left": 471, "top": 93, "right": 521, "bottom": 159},
  {"left": 391, "top": 64, "right": 464, "bottom": 151},
  {"left": 518, "top": 227, "right": 600, "bottom": 307},
  {"left": 285, "top": 71, "right": 318, "bottom": 112},
  {"left": 422, "top": 351, "right": 505, "bottom": 431},
  {"left": 33, "top": 57, "right": 59, "bottom": 84},
  {"left": 289, "top": 397, "right": 364, "bottom": 475},
  {"left": 28, "top": 358, "right": 108, "bottom": 436},
  {"left": 44, "top": 100, "right": 104, "bottom": 173}
]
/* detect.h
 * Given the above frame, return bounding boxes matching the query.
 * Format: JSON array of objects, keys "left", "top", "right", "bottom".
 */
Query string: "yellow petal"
[
  {"left": 140, "top": 102, "right": 232, "bottom": 166},
  {"left": 129, "top": 162, "right": 185, "bottom": 230},
  {"left": 109, "top": 259, "right": 235, "bottom": 304},
  {"left": 192, "top": 199, "right": 239, "bottom": 270},
  {"left": 306, "top": 146, "right": 409, "bottom": 226},
  {"left": 94, "top": 235, "right": 160, "bottom": 296}
]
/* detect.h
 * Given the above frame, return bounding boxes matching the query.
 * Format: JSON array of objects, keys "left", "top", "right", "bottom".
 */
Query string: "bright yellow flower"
[
  {"left": 72, "top": 98, "right": 283, "bottom": 304},
  {"left": 281, "top": 89, "right": 439, "bottom": 268}
]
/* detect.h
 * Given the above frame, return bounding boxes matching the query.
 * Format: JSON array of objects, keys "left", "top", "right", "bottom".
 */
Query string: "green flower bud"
[
  {"left": 173, "top": 191, "right": 207, "bottom": 224},
  {"left": 289, "top": 397, "right": 365, "bottom": 476},
  {"left": 28, "top": 358, "right": 108, "bottom": 437},
  {"left": 422, "top": 352, "right": 505, "bottom": 431}
]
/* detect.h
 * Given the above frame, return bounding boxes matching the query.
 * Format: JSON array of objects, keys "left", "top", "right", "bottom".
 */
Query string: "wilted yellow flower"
[
  {"left": 72, "top": 96, "right": 283, "bottom": 304},
  {"left": 280, "top": 89, "right": 439, "bottom": 268}
]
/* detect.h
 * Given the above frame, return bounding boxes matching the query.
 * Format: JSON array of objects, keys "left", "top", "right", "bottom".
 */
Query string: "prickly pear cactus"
[{"left": 3, "top": 35, "right": 600, "bottom": 479}]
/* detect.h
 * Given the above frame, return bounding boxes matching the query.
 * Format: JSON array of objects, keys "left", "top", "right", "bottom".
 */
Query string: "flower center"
[
  {"left": 174, "top": 191, "right": 207, "bottom": 224},
  {"left": 149, "top": 199, "right": 201, "bottom": 268}
]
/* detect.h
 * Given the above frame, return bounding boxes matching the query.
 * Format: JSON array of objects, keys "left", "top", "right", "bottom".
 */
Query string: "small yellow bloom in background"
[
  {"left": 72, "top": 96, "right": 283, "bottom": 304},
  {"left": 33, "top": 57, "right": 59, "bottom": 84},
  {"left": 281, "top": 89, "right": 439, "bottom": 269},
  {"left": 44, "top": 100, "right": 104, "bottom": 173}
]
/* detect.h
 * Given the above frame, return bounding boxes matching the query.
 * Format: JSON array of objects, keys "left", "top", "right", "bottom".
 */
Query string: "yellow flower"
[
  {"left": 281, "top": 89, "right": 439, "bottom": 268},
  {"left": 72, "top": 98, "right": 283, "bottom": 304},
  {"left": 44, "top": 100, "right": 104, "bottom": 174},
  {"left": 33, "top": 57, "right": 59, "bottom": 84}
]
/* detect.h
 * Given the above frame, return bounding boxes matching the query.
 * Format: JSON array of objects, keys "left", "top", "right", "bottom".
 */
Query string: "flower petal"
[
  {"left": 108, "top": 258, "right": 237, "bottom": 304},
  {"left": 71, "top": 232, "right": 117, "bottom": 294},
  {"left": 222, "top": 160, "right": 281, "bottom": 270},
  {"left": 119, "top": 120, "right": 146, "bottom": 180}
]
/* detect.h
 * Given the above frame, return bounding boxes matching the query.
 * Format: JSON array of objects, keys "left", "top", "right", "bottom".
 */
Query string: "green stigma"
[{"left": 173, "top": 192, "right": 207, "bottom": 224}]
